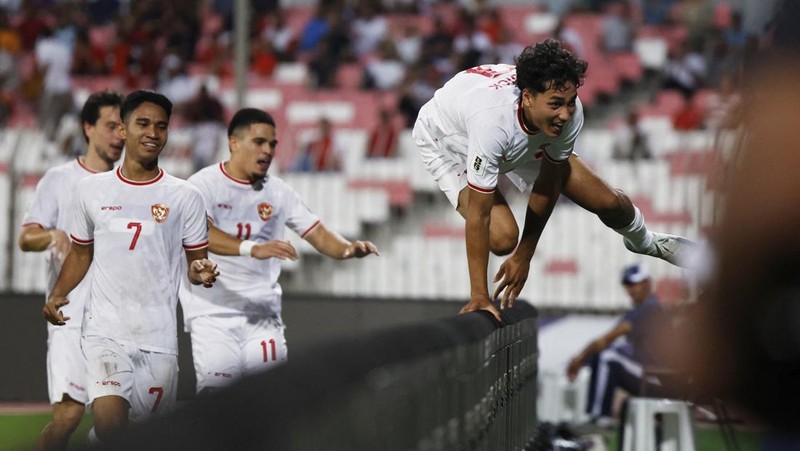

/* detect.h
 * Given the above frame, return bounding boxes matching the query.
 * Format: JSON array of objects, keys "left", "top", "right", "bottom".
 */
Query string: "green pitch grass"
[
  {"left": 0, "top": 413, "right": 764, "bottom": 450},
  {"left": 0, "top": 413, "right": 93, "bottom": 451}
]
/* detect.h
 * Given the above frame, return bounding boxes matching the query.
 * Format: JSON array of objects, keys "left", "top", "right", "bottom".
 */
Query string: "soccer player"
[
  {"left": 179, "top": 108, "right": 379, "bottom": 394},
  {"left": 412, "top": 39, "right": 693, "bottom": 321},
  {"left": 41, "top": 90, "right": 219, "bottom": 444},
  {"left": 18, "top": 90, "right": 124, "bottom": 451}
]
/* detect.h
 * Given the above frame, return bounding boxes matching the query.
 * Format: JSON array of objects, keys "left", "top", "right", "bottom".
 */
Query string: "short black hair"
[
  {"left": 515, "top": 39, "right": 588, "bottom": 94},
  {"left": 227, "top": 108, "right": 276, "bottom": 137},
  {"left": 80, "top": 90, "right": 124, "bottom": 143},
  {"left": 120, "top": 90, "right": 173, "bottom": 123}
]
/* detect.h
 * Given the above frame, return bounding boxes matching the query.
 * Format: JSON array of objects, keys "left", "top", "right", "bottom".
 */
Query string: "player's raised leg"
[{"left": 561, "top": 154, "right": 693, "bottom": 266}]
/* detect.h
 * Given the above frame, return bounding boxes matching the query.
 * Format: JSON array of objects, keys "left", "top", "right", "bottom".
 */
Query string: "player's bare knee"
[
  {"left": 52, "top": 400, "right": 84, "bottom": 430},
  {"left": 597, "top": 189, "right": 633, "bottom": 229},
  {"left": 490, "top": 234, "right": 518, "bottom": 256}
]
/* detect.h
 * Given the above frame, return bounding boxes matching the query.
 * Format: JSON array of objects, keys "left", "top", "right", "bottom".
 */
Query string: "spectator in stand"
[
  {"left": 294, "top": 117, "right": 343, "bottom": 172},
  {"left": 35, "top": 24, "right": 75, "bottom": 141},
  {"left": 185, "top": 84, "right": 227, "bottom": 173},
  {"left": 0, "top": 8, "right": 20, "bottom": 113},
  {"left": 662, "top": 40, "right": 707, "bottom": 98},
  {"left": 395, "top": 23, "right": 422, "bottom": 66},
  {"left": 613, "top": 111, "right": 652, "bottom": 161},
  {"left": 641, "top": 0, "right": 677, "bottom": 26},
  {"left": 298, "top": 2, "right": 333, "bottom": 54},
  {"left": 261, "top": 10, "right": 297, "bottom": 62},
  {"left": 601, "top": 1, "right": 635, "bottom": 53},
  {"left": 493, "top": 29, "right": 524, "bottom": 65},
  {"left": 351, "top": 0, "right": 389, "bottom": 59},
  {"left": 704, "top": 72, "right": 741, "bottom": 131},
  {"left": 308, "top": 10, "right": 352, "bottom": 89},
  {"left": 251, "top": 38, "right": 278, "bottom": 78},
  {"left": 366, "top": 108, "right": 399, "bottom": 158},
  {"left": 397, "top": 62, "right": 440, "bottom": 128},
  {"left": 157, "top": 52, "right": 199, "bottom": 108},
  {"left": 420, "top": 15, "right": 455, "bottom": 78},
  {"left": 363, "top": 38, "right": 406, "bottom": 90},
  {"left": 554, "top": 19, "right": 585, "bottom": 59},
  {"left": 671, "top": 91, "right": 704, "bottom": 131},
  {"left": 452, "top": 12, "right": 493, "bottom": 70}
]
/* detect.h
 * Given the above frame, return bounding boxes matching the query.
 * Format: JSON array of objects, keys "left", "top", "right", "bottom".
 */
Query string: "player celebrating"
[
  {"left": 18, "top": 90, "right": 124, "bottom": 451},
  {"left": 413, "top": 39, "right": 693, "bottom": 321},
  {"left": 179, "top": 108, "right": 379, "bottom": 394},
  {"left": 42, "top": 90, "right": 219, "bottom": 444}
]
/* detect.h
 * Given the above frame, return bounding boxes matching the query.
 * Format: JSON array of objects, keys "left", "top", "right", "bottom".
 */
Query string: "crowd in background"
[{"left": 0, "top": 0, "right": 766, "bottom": 169}]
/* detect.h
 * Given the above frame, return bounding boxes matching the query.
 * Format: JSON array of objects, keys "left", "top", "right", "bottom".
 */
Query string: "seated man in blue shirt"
[{"left": 566, "top": 263, "right": 668, "bottom": 420}]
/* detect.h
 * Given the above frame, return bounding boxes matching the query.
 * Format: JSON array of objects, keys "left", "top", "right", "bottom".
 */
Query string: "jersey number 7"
[{"left": 127, "top": 222, "right": 142, "bottom": 250}]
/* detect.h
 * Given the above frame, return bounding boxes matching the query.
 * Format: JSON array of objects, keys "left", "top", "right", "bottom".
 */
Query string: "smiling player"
[{"left": 413, "top": 39, "right": 693, "bottom": 321}]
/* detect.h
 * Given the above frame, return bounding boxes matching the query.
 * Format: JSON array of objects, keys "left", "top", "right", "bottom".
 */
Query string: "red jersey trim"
[
  {"left": 76, "top": 157, "right": 101, "bottom": 174},
  {"left": 20, "top": 222, "right": 45, "bottom": 229},
  {"left": 301, "top": 220, "right": 321, "bottom": 238},
  {"left": 516, "top": 102, "right": 540, "bottom": 136},
  {"left": 70, "top": 235, "right": 93, "bottom": 245},
  {"left": 219, "top": 162, "right": 251, "bottom": 185},
  {"left": 116, "top": 167, "right": 164, "bottom": 186},
  {"left": 468, "top": 182, "right": 495, "bottom": 194},
  {"left": 543, "top": 150, "right": 568, "bottom": 165},
  {"left": 184, "top": 241, "right": 209, "bottom": 250}
]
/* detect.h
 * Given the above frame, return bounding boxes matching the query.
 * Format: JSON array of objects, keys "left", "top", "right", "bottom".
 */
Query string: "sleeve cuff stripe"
[
  {"left": 467, "top": 182, "right": 495, "bottom": 194},
  {"left": 301, "top": 220, "right": 321, "bottom": 238},
  {"left": 184, "top": 241, "right": 209, "bottom": 250},
  {"left": 70, "top": 235, "right": 93, "bottom": 245}
]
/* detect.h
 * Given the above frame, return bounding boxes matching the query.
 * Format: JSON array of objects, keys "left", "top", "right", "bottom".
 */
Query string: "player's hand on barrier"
[
  {"left": 460, "top": 295, "right": 502, "bottom": 323},
  {"left": 191, "top": 258, "right": 220, "bottom": 288},
  {"left": 43, "top": 296, "right": 70, "bottom": 326},
  {"left": 252, "top": 240, "right": 298, "bottom": 261},
  {"left": 342, "top": 240, "right": 380, "bottom": 259},
  {"left": 492, "top": 254, "right": 530, "bottom": 309}
]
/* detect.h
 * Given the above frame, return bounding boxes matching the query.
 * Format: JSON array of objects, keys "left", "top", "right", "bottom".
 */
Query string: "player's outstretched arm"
[
  {"left": 19, "top": 226, "right": 70, "bottom": 256},
  {"left": 493, "top": 158, "right": 565, "bottom": 309},
  {"left": 207, "top": 223, "right": 297, "bottom": 260},
  {"left": 186, "top": 248, "right": 220, "bottom": 287},
  {"left": 43, "top": 242, "right": 93, "bottom": 326},
  {"left": 304, "top": 222, "right": 379, "bottom": 259}
]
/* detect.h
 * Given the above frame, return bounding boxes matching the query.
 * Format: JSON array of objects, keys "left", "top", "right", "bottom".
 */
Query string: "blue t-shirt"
[{"left": 621, "top": 295, "right": 664, "bottom": 365}]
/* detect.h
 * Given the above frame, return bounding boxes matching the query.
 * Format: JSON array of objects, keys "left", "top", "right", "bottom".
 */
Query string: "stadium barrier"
[{"left": 105, "top": 303, "right": 539, "bottom": 451}]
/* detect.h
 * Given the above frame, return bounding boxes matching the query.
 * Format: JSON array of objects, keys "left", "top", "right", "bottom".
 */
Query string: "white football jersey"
[
  {"left": 179, "top": 163, "right": 320, "bottom": 323},
  {"left": 70, "top": 168, "right": 209, "bottom": 354},
  {"left": 21, "top": 158, "right": 101, "bottom": 330},
  {"left": 414, "top": 64, "right": 584, "bottom": 193}
]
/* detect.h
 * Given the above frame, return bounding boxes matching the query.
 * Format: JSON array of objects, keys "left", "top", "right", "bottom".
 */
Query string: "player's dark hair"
[
  {"left": 515, "top": 39, "right": 588, "bottom": 94},
  {"left": 79, "top": 90, "right": 124, "bottom": 143},
  {"left": 228, "top": 108, "right": 276, "bottom": 137},
  {"left": 120, "top": 90, "right": 173, "bottom": 123}
]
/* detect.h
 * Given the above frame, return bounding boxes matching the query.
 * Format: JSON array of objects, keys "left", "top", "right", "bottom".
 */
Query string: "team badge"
[
  {"left": 151, "top": 204, "right": 170, "bottom": 223},
  {"left": 257, "top": 202, "right": 273, "bottom": 221}
]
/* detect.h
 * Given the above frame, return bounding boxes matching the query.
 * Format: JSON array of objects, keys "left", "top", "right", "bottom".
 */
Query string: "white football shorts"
[
  {"left": 47, "top": 327, "right": 89, "bottom": 404},
  {"left": 82, "top": 335, "right": 177, "bottom": 423},
  {"left": 188, "top": 314, "right": 288, "bottom": 392}
]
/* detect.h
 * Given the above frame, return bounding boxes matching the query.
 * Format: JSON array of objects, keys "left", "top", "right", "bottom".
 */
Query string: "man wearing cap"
[{"left": 565, "top": 263, "right": 667, "bottom": 420}]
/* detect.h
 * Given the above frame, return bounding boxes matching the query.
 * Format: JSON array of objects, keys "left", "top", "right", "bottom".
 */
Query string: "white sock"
[
  {"left": 86, "top": 427, "right": 101, "bottom": 447},
  {"left": 614, "top": 206, "right": 653, "bottom": 251}
]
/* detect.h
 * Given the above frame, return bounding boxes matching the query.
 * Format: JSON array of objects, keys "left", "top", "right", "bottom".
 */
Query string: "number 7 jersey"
[
  {"left": 70, "top": 168, "right": 209, "bottom": 354},
  {"left": 179, "top": 163, "right": 320, "bottom": 323}
]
